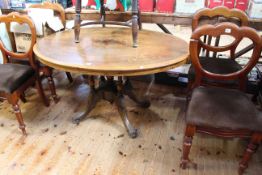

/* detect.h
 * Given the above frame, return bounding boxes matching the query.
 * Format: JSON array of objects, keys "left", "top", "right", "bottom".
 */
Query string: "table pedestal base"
[{"left": 72, "top": 76, "right": 150, "bottom": 138}]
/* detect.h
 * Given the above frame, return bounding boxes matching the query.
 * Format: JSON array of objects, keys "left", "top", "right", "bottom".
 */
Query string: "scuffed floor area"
[{"left": 0, "top": 72, "right": 261, "bottom": 175}]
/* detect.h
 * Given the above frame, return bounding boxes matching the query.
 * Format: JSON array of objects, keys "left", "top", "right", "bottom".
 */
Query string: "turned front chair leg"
[
  {"left": 12, "top": 104, "right": 26, "bottom": 135},
  {"left": 45, "top": 68, "right": 59, "bottom": 103},
  {"left": 180, "top": 125, "right": 196, "bottom": 169},
  {"left": 9, "top": 96, "right": 27, "bottom": 135},
  {"left": 238, "top": 133, "right": 261, "bottom": 175},
  {"left": 47, "top": 76, "right": 59, "bottom": 103}
]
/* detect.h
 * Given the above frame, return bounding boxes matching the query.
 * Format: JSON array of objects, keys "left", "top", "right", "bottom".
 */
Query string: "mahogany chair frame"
[
  {"left": 187, "top": 7, "right": 249, "bottom": 90},
  {"left": 0, "top": 12, "right": 50, "bottom": 135},
  {"left": 3, "top": 10, "right": 60, "bottom": 103},
  {"left": 29, "top": 1, "right": 73, "bottom": 83},
  {"left": 181, "top": 23, "right": 262, "bottom": 175},
  {"left": 192, "top": 6, "right": 249, "bottom": 31}
]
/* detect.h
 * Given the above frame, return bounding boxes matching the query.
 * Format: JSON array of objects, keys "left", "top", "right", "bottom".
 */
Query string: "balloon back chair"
[
  {"left": 0, "top": 12, "right": 49, "bottom": 135},
  {"left": 180, "top": 22, "right": 262, "bottom": 175},
  {"left": 188, "top": 6, "right": 249, "bottom": 91}
]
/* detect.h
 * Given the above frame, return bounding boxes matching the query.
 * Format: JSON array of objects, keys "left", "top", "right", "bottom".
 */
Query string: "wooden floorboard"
[{"left": 0, "top": 72, "right": 261, "bottom": 175}]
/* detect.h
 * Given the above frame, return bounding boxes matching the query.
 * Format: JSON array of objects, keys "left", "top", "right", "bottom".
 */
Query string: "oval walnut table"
[{"left": 33, "top": 27, "right": 189, "bottom": 138}]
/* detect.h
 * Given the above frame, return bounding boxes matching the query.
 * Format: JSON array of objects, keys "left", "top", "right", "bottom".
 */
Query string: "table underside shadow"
[{"left": 72, "top": 76, "right": 150, "bottom": 138}]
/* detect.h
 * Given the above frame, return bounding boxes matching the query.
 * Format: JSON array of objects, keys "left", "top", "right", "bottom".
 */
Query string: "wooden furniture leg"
[
  {"left": 100, "top": 0, "right": 106, "bottom": 27},
  {"left": 66, "top": 72, "right": 73, "bottom": 83},
  {"left": 180, "top": 125, "right": 196, "bottom": 169},
  {"left": 72, "top": 76, "right": 149, "bottom": 138},
  {"left": 116, "top": 78, "right": 138, "bottom": 138},
  {"left": 72, "top": 76, "right": 102, "bottom": 124},
  {"left": 138, "top": 9, "right": 142, "bottom": 30},
  {"left": 8, "top": 96, "right": 26, "bottom": 135},
  {"left": 20, "top": 92, "right": 27, "bottom": 103},
  {"left": 115, "top": 93, "right": 138, "bottom": 138},
  {"left": 46, "top": 68, "right": 60, "bottom": 103},
  {"left": 186, "top": 81, "right": 194, "bottom": 93},
  {"left": 35, "top": 77, "right": 49, "bottom": 107},
  {"left": 123, "top": 79, "right": 150, "bottom": 108},
  {"left": 132, "top": 0, "right": 138, "bottom": 47},
  {"left": 239, "top": 133, "right": 262, "bottom": 175},
  {"left": 74, "top": 0, "right": 81, "bottom": 43}
]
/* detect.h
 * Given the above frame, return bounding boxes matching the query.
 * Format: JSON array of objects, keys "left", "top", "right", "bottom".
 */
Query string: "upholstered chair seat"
[
  {"left": 187, "top": 86, "right": 262, "bottom": 131},
  {"left": 188, "top": 57, "right": 242, "bottom": 85},
  {"left": 180, "top": 22, "right": 262, "bottom": 175},
  {"left": 0, "top": 63, "right": 35, "bottom": 93}
]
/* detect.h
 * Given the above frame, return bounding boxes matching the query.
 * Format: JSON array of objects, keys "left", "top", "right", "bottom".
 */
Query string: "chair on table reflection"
[{"left": 180, "top": 22, "right": 262, "bottom": 175}]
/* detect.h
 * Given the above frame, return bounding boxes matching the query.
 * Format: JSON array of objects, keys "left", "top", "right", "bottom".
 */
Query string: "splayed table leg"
[
  {"left": 72, "top": 76, "right": 102, "bottom": 124},
  {"left": 72, "top": 76, "right": 149, "bottom": 138},
  {"left": 123, "top": 79, "right": 150, "bottom": 108},
  {"left": 115, "top": 93, "right": 138, "bottom": 138},
  {"left": 116, "top": 78, "right": 138, "bottom": 138},
  {"left": 72, "top": 88, "right": 102, "bottom": 124}
]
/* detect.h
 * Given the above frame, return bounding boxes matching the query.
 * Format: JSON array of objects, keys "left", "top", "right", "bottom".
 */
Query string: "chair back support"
[
  {"left": 190, "top": 22, "right": 262, "bottom": 90},
  {"left": 0, "top": 12, "right": 37, "bottom": 69},
  {"left": 29, "top": 2, "right": 66, "bottom": 28},
  {"left": 192, "top": 6, "right": 249, "bottom": 31},
  {"left": 192, "top": 7, "right": 249, "bottom": 58}
]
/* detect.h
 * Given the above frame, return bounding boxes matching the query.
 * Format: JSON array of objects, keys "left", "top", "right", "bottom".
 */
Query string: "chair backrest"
[
  {"left": 29, "top": 2, "right": 66, "bottom": 28},
  {"left": 192, "top": 6, "right": 249, "bottom": 31},
  {"left": 190, "top": 22, "right": 262, "bottom": 90},
  {"left": 192, "top": 7, "right": 249, "bottom": 58},
  {"left": 0, "top": 12, "right": 37, "bottom": 69}
]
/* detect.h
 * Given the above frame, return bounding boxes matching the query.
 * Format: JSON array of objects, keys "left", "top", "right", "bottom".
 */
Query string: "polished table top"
[{"left": 33, "top": 27, "right": 189, "bottom": 76}]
